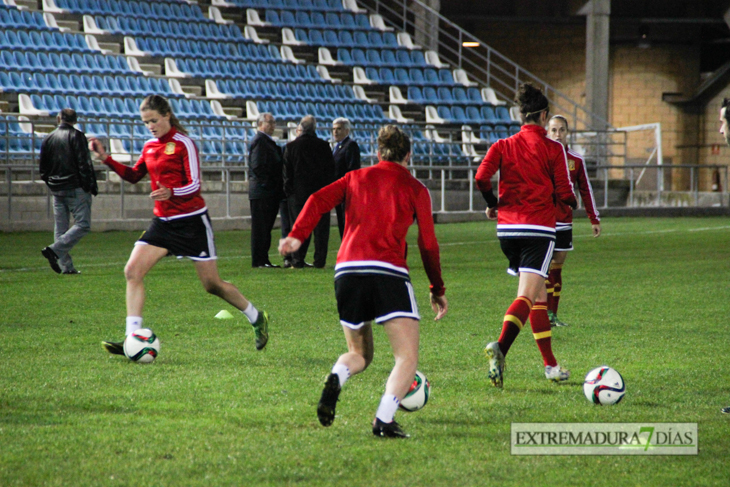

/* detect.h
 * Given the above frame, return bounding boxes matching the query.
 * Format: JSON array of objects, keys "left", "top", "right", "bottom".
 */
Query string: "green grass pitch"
[{"left": 1, "top": 217, "right": 729, "bottom": 486}]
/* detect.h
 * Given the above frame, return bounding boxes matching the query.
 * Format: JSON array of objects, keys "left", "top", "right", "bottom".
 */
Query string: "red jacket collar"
[{"left": 520, "top": 124, "right": 547, "bottom": 136}]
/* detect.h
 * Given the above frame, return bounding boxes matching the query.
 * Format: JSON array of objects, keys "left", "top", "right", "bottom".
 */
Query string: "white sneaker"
[
  {"left": 484, "top": 342, "right": 505, "bottom": 388},
  {"left": 545, "top": 364, "right": 570, "bottom": 382}
]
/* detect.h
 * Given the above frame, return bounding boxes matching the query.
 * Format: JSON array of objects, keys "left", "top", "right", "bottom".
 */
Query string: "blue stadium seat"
[
  {"left": 308, "top": 29, "right": 325, "bottom": 45},
  {"left": 467, "top": 87, "right": 484, "bottom": 105},
  {"left": 311, "top": 11, "right": 327, "bottom": 28},
  {"left": 392, "top": 68, "right": 409, "bottom": 85},
  {"left": 452, "top": 87, "right": 470, "bottom": 104},
  {"left": 495, "top": 106, "right": 511, "bottom": 122},
  {"left": 439, "top": 69, "right": 456, "bottom": 86},
  {"left": 354, "top": 13, "right": 370, "bottom": 29},
  {"left": 494, "top": 124, "right": 510, "bottom": 140},
  {"left": 295, "top": 11, "right": 313, "bottom": 27},
  {"left": 265, "top": 10, "right": 282, "bottom": 26},
  {"left": 381, "top": 49, "right": 397, "bottom": 66},
  {"left": 395, "top": 50, "right": 413, "bottom": 67},
  {"left": 480, "top": 106, "right": 498, "bottom": 124},
  {"left": 325, "top": 12, "right": 341, "bottom": 28},
  {"left": 340, "top": 12, "right": 357, "bottom": 29},
  {"left": 422, "top": 87, "right": 438, "bottom": 103},
  {"left": 351, "top": 48, "right": 368, "bottom": 65},
  {"left": 408, "top": 86, "right": 425, "bottom": 104},
  {"left": 366, "top": 50, "right": 382, "bottom": 66},
  {"left": 338, "top": 30, "right": 355, "bottom": 47},
  {"left": 323, "top": 30, "right": 340, "bottom": 46},
  {"left": 437, "top": 87, "right": 454, "bottom": 104},
  {"left": 379, "top": 68, "right": 396, "bottom": 85},
  {"left": 365, "top": 67, "right": 380, "bottom": 83},
  {"left": 437, "top": 106, "right": 453, "bottom": 123},
  {"left": 410, "top": 50, "right": 427, "bottom": 67},
  {"left": 408, "top": 68, "right": 425, "bottom": 85},
  {"left": 368, "top": 32, "right": 384, "bottom": 48},
  {"left": 466, "top": 106, "right": 482, "bottom": 124},
  {"left": 423, "top": 68, "right": 440, "bottom": 85},
  {"left": 280, "top": 11, "right": 297, "bottom": 26},
  {"left": 337, "top": 48, "right": 353, "bottom": 65},
  {"left": 353, "top": 31, "right": 370, "bottom": 47}
]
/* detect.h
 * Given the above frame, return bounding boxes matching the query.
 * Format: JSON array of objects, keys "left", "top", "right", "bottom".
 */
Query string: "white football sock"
[
  {"left": 375, "top": 394, "right": 400, "bottom": 423},
  {"left": 332, "top": 363, "right": 350, "bottom": 387},
  {"left": 125, "top": 316, "right": 142, "bottom": 336},
  {"left": 242, "top": 302, "right": 259, "bottom": 324}
]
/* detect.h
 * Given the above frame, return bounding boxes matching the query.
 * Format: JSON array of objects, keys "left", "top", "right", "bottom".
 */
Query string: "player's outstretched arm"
[
  {"left": 88, "top": 137, "right": 108, "bottom": 160},
  {"left": 430, "top": 293, "right": 448, "bottom": 321},
  {"left": 278, "top": 237, "right": 302, "bottom": 256}
]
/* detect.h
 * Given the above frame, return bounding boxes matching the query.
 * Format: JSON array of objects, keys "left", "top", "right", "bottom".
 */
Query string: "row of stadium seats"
[
  {"left": 286, "top": 28, "right": 397, "bottom": 48},
  {"left": 262, "top": 10, "right": 373, "bottom": 30},
  {"left": 89, "top": 16, "right": 243, "bottom": 42},
  {"left": 0, "top": 8, "right": 52, "bottom": 30},
  {"left": 332, "top": 48, "right": 427, "bottom": 68},
  {"left": 431, "top": 105, "right": 520, "bottom": 127},
  {"left": 173, "top": 59, "right": 325, "bottom": 83},
  {"left": 76, "top": 118, "right": 257, "bottom": 141},
  {"left": 47, "top": 0, "right": 204, "bottom": 20},
  {"left": 26, "top": 94, "right": 224, "bottom": 120},
  {"left": 0, "top": 30, "right": 94, "bottom": 53},
  {"left": 255, "top": 100, "right": 388, "bottom": 123},
  {"left": 215, "top": 79, "right": 360, "bottom": 103},
  {"left": 0, "top": 72, "right": 180, "bottom": 98},
  {"left": 134, "top": 38, "right": 279, "bottom": 63},
  {"left": 231, "top": 0, "right": 345, "bottom": 11},
  {"left": 401, "top": 86, "right": 495, "bottom": 107},
  {"left": 0, "top": 51, "right": 132, "bottom": 75},
  {"left": 360, "top": 67, "right": 457, "bottom": 87}
]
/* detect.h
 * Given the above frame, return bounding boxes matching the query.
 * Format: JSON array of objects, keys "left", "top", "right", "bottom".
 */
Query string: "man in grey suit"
[
  {"left": 283, "top": 115, "right": 335, "bottom": 268},
  {"left": 331, "top": 117, "right": 361, "bottom": 238},
  {"left": 248, "top": 112, "right": 285, "bottom": 268}
]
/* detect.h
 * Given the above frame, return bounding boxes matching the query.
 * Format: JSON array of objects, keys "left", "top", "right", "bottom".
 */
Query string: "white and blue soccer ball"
[
  {"left": 399, "top": 370, "right": 431, "bottom": 412},
  {"left": 583, "top": 366, "right": 625, "bottom": 405},
  {"left": 123, "top": 328, "right": 160, "bottom": 363}
]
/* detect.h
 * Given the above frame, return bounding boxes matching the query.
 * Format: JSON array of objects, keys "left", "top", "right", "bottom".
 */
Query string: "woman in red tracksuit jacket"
[
  {"left": 279, "top": 125, "right": 448, "bottom": 439},
  {"left": 475, "top": 83, "right": 576, "bottom": 389},
  {"left": 546, "top": 115, "right": 601, "bottom": 327},
  {"left": 89, "top": 95, "right": 269, "bottom": 356}
]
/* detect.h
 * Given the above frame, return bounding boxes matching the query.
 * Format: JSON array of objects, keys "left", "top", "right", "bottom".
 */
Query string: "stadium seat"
[
  {"left": 351, "top": 49, "right": 368, "bottom": 66},
  {"left": 439, "top": 69, "right": 457, "bottom": 86}
]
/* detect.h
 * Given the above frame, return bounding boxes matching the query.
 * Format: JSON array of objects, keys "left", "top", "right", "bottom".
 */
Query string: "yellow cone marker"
[{"left": 215, "top": 310, "right": 234, "bottom": 319}]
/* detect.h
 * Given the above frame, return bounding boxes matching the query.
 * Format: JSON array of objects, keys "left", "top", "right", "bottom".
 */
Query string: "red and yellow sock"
[
  {"left": 498, "top": 296, "right": 532, "bottom": 356},
  {"left": 530, "top": 301, "right": 557, "bottom": 367},
  {"left": 546, "top": 263, "right": 563, "bottom": 314}
]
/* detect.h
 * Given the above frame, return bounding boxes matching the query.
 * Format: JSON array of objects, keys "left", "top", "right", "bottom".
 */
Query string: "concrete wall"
[{"left": 457, "top": 19, "right": 718, "bottom": 192}]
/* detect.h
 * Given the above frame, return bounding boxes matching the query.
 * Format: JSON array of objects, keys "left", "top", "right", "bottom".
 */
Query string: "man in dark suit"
[
  {"left": 283, "top": 115, "right": 336, "bottom": 268},
  {"left": 331, "top": 117, "right": 361, "bottom": 238},
  {"left": 249, "top": 112, "right": 284, "bottom": 268}
]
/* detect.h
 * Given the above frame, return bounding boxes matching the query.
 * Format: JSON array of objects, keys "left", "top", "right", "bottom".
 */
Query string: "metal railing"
[{"left": 4, "top": 162, "right": 728, "bottom": 222}]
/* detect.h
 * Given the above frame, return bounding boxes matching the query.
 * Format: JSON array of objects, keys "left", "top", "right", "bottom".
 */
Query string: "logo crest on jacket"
[
  {"left": 568, "top": 159, "right": 575, "bottom": 171},
  {"left": 165, "top": 142, "right": 176, "bottom": 155}
]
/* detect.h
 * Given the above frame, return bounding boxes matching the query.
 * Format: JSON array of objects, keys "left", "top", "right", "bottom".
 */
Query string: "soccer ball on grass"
[
  {"left": 399, "top": 370, "right": 431, "bottom": 412},
  {"left": 583, "top": 366, "right": 625, "bottom": 405},
  {"left": 123, "top": 328, "right": 160, "bottom": 363}
]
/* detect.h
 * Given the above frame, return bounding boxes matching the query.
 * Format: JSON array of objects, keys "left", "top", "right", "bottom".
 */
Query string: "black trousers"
[
  {"left": 250, "top": 197, "right": 280, "bottom": 267},
  {"left": 335, "top": 202, "right": 345, "bottom": 239},
  {"left": 288, "top": 195, "right": 330, "bottom": 267}
]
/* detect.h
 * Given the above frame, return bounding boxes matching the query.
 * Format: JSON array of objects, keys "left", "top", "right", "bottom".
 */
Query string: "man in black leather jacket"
[{"left": 39, "top": 108, "right": 98, "bottom": 274}]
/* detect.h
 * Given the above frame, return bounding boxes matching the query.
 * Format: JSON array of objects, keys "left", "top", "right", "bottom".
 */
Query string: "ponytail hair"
[
  {"left": 140, "top": 94, "right": 188, "bottom": 135},
  {"left": 377, "top": 124, "right": 411, "bottom": 163},
  {"left": 516, "top": 83, "right": 549, "bottom": 124}
]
